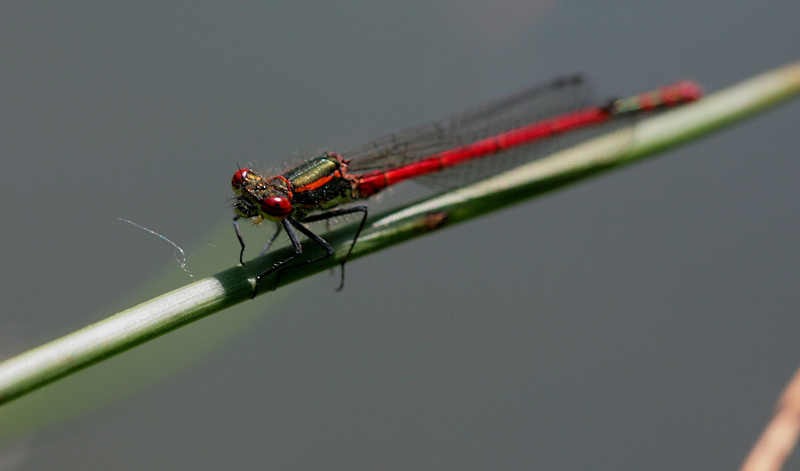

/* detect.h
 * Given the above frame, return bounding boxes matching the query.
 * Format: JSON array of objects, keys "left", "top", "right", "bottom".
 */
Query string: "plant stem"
[{"left": 1, "top": 61, "right": 799, "bottom": 406}]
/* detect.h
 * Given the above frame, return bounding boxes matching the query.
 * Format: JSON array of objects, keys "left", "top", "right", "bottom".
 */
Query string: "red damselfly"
[{"left": 232, "top": 75, "right": 702, "bottom": 296}]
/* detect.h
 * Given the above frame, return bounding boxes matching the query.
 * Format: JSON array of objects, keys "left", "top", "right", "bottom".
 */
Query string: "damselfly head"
[
  {"left": 231, "top": 167, "right": 294, "bottom": 223},
  {"left": 231, "top": 168, "right": 262, "bottom": 194},
  {"left": 232, "top": 168, "right": 264, "bottom": 223}
]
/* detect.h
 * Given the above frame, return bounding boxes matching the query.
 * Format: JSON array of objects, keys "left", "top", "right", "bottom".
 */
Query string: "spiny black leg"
[
  {"left": 341, "top": 206, "right": 369, "bottom": 290},
  {"left": 287, "top": 218, "right": 335, "bottom": 261},
  {"left": 252, "top": 219, "right": 301, "bottom": 298},
  {"left": 248, "top": 206, "right": 369, "bottom": 296},
  {"left": 268, "top": 218, "right": 335, "bottom": 291},
  {"left": 260, "top": 225, "right": 282, "bottom": 256},
  {"left": 234, "top": 216, "right": 283, "bottom": 266},
  {"left": 233, "top": 215, "right": 247, "bottom": 266},
  {"left": 300, "top": 205, "right": 368, "bottom": 291}
]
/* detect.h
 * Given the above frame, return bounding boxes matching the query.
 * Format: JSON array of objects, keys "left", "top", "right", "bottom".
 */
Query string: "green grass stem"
[{"left": 1, "top": 61, "right": 799, "bottom": 406}]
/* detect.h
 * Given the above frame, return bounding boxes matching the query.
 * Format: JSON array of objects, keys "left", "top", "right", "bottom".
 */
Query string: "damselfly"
[{"left": 232, "top": 75, "right": 702, "bottom": 296}]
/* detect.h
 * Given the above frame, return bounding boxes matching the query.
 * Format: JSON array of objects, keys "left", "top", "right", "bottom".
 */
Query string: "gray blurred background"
[{"left": 1, "top": 1, "right": 799, "bottom": 469}]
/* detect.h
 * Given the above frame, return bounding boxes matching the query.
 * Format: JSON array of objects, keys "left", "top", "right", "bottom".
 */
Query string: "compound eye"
[
  {"left": 260, "top": 196, "right": 292, "bottom": 220},
  {"left": 232, "top": 168, "right": 251, "bottom": 188}
]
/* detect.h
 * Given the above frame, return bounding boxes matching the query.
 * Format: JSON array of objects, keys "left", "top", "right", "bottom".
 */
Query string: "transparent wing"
[{"left": 344, "top": 74, "right": 608, "bottom": 189}]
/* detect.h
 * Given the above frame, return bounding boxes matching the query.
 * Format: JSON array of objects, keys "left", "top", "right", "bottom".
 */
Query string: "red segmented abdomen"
[{"left": 354, "top": 106, "right": 611, "bottom": 199}]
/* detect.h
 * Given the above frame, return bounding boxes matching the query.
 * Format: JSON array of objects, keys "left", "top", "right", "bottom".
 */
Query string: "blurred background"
[{"left": 1, "top": 1, "right": 799, "bottom": 469}]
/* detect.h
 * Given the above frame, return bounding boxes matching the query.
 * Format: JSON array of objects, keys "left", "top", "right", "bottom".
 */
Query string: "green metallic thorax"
[{"left": 280, "top": 153, "right": 356, "bottom": 219}]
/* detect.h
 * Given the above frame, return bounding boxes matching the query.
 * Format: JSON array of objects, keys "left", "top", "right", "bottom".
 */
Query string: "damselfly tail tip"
[{"left": 672, "top": 80, "right": 703, "bottom": 103}]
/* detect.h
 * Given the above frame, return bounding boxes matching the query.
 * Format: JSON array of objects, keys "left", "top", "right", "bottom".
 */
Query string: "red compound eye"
[
  {"left": 232, "top": 168, "right": 250, "bottom": 188},
  {"left": 260, "top": 196, "right": 292, "bottom": 220}
]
